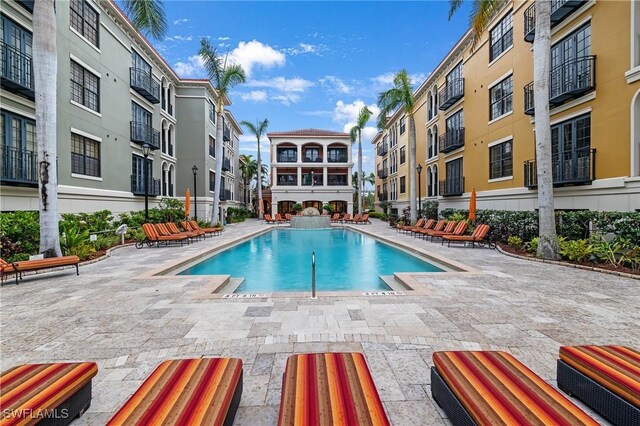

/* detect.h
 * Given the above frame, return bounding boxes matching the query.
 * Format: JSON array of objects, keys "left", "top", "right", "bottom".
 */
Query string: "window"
[
  {"left": 490, "top": 13, "right": 513, "bottom": 61},
  {"left": 70, "top": 60, "right": 99, "bottom": 112},
  {"left": 1, "top": 16, "right": 33, "bottom": 90},
  {"left": 209, "top": 101, "right": 216, "bottom": 123},
  {"left": 131, "top": 102, "right": 151, "bottom": 126},
  {"left": 400, "top": 117, "right": 406, "bottom": 134},
  {"left": 446, "top": 62, "right": 463, "bottom": 86},
  {"left": 70, "top": 0, "right": 99, "bottom": 47},
  {"left": 209, "top": 136, "right": 215, "bottom": 157},
  {"left": 400, "top": 176, "right": 406, "bottom": 194},
  {"left": 551, "top": 24, "right": 591, "bottom": 100},
  {"left": 489, "top": 75, "right": 513, "bottom": 120},
  {"left": 400, "top": 146, "right": 406, "bottom": 164},
  {"left": 489, "top": 140, "right": 513, "bottom": 179},
  {"left": 71, "top": 133, "right": 100, "bottom": 177},
  {"left": 131, "top": 154, "right": 151, "bottom": 192},
  {"left": 551, "top": 113, "right": 591, "bottom": 181},
  {"left": 209, "top": 171, "right": 215, "bottom": 192},
  {"left": 446, "top": 110, "right": 464, "bottom": 132},
  {"left": 1, "top": 110, "right": 36, "bottom": 152}
]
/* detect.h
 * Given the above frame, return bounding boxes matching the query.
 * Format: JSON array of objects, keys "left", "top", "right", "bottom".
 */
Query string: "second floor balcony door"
[
  {"left": 1, "top": 16, "right": 33, "bottom": 89},
  {"left": 551, "top": 24, "right": 591, "bottom": 99}
]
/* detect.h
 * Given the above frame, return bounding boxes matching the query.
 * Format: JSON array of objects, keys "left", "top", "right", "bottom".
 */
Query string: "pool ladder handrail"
[{"left": 311, "top": 251, "right": 316, "bottom": 299}]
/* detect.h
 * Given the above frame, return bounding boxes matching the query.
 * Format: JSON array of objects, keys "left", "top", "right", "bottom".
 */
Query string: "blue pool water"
[{"left": 178, "top": 229, "right": 443, "bottom": 292}]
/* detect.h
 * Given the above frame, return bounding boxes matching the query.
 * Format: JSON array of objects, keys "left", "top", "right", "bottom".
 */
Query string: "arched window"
[
  {"left": 427, "top": 91, "right": 433, "bottom": 120},
  {"left": 167, "top": 83, "right": 174, "bottom": 115},
  {"left": 161, "top": 119, "right": 168, "bottom": 154},
  {"left": 161, "top": 77, "right": 168, "bottom": 111},
  {"left": 427, "top": 129, "right": 433, "bottom": 159},
  {"left": 433, "top": 124, "right": 439, "bottom": 156},
  {"left": 161, "top": 161, "right": 168, "bottom": 196},
  {"left": 168, "top": 123, "right": 175, "bottom": 156},
  {"left": 168, "top": 164, "right": 175, "bottom": 196},
  {"left": 432, "top": 164, "right": 439, "bottom": 196},
  {"left": 426, "top": 166, "right": 433, "bottom": 197}
]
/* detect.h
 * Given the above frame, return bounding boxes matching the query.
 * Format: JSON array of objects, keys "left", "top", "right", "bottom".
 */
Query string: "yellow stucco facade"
[{"left": 374, "top": 0, "right": 640, "bottom": 214}]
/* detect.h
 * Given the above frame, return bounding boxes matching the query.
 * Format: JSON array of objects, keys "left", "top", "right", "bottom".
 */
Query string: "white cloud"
[
  {"left": 244, "top": 76, "right": 314, "bottom": 105},
  {"left": 173, "top": 18, "right": 189, "bottom": 25},
  {"left": 240, "top": 90, "right": 268, "bottom": 102},
  {"left": 173, "top": 54, "right": 204, "bottom": 77},
  {"left": 319, "top": 76, "right": 352, "bottom": 94},
  {"left": 228, "top": 40, "right": 286, "bottom": 76},
  {"left": 173, "top": 35, "right": 193, "bottom": 41},
  {"left": 333, "top": 100, "right": 380, "bottom": 125},
  {"left": 217, "top": 36, "right": 231, "bottom": 41},
  {"left": 271, "top": 94, "right": 301, "bottom": 106},
  {"left": 283, "top": 43, "right": 327, "bottom": 56}
]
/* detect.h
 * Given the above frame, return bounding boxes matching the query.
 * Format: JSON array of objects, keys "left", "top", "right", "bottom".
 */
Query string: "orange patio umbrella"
[
  {"left": 468, "top": 187, "right": 477, "bottom": 222},
  {"left": 184, "top": 188, "right": 191, "bottom": 218}
]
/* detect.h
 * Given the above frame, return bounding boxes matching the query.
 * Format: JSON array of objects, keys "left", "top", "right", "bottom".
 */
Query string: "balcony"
[
  {"left": 327, "top": 150, "right": 348, "bottom": 163},
  {"left": 131, "top": 175, "right": 161, "bottom": 196},
  {"left": 130, "top": 121, "right": 161, "bottom": 150},
  {"left": 524, "top": 148, "right": 595, "bottom": 188},
  {"left": 276, "top": 176, "right": 297, "bottom": 186},
  {"left": 327, "top": 175, "right": 348, "bottom": 186},
  {"left": 223, "top": 126, "right": 231, "bottom": 142},
  {"left": 222, "top": 157, "right": 231, "bottom": 172},
  {"left": 302, "top": 174, "right": 323, "bottom": 186},
  {"left": 439, "top": 177, "right": 465, "bottom": 197},
  {"left": 15, "top": 0, "right": 34, "bottom": 12},
  {"left": 1, "top": 146, "right": 37, "bottom": 187},
  {"left": 130, "top": 68, "right": 160, "bottom": 104},
  {"left": 438, "top": 128, "right": 465, "bottom": 153},
  {"left": 302, "top": 155, "right": 322, "bottom": 163},
  {"left": 276, "top": 152, "right": 297, "bottom": 163},
  {"left": 377, "top": 168, "right": 388, "bottom": 179},
  {"left": 523, "top": 56, "right": 596, "bottom": 114},
  {"left": 524, "top": 0, "right": 587, "bottom": 42},
  {"left": 220, "top": 189, "right": 232, "bottom": 201},
  {"left": 377, "top": 192, "right": 388, "bottom": 202},
  {"left": 1, "top": 41, "right": 34, "bottom": 100},
  {"left": 377, "top": 143, "right": 388, "bottom": 156},
  {"left": 438, "top": 79, "right": 464, "bottom": 111}
]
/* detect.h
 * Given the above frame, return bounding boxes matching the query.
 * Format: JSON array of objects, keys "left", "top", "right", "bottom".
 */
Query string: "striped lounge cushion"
[
  {"left": 1, "top": 362, "right": 98, "bottom": 426},
  {"left": 560, "top": 345, "right": 640, "bottom": 407},
  {"left": 107, "top": 358, "right": 242, "bottom": 426},
  {"left": 433, "top": 351, "right": 598, "bottom": 425},
  {"left": 278, "top": 352, "right": 389, "bottom": 426}
]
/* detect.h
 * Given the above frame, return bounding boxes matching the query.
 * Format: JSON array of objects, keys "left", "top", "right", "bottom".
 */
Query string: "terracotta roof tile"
[{"left": 267, "top": 128, "right": 349, "bottom": 137}]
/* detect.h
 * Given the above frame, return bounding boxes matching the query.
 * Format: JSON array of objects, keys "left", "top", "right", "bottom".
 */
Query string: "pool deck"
[{"left": 1, "top": 219, "right": 638, "bottom": 424}]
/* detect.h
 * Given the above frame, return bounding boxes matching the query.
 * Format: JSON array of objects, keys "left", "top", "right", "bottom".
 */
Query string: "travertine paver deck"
[{"left": 1, "top": 219, "right": 638, "bottom": 425}]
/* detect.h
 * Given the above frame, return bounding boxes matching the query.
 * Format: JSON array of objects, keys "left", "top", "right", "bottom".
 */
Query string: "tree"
[
  {"left": 199, "top": 39, "right": 246, "bottom": 225},
  {"left": 349, "top": 106, "right": 372, "bottom": 216},
  {"left": 33, "top": 0, "right": 166, "bottom": 257},
  {"left": 448, "top": 0, "right": 559, "bottom": 259},
  {"left": 239, "top": 154, "right": 257, "bottom": 210},
  {"left": 365, "top": 172, "right": 376, "bottom": 190},
  {"left": 240, "top": 119, "right": 268, "bottom": 219},
  {"left": 377, "top": 70, "right": 417, "bottom": 223}
]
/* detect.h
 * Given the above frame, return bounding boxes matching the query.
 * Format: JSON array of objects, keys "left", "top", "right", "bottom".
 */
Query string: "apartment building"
[
  {"left": 0, "top": 0, "right": 244, "bottom": 218},
  {"left": 268, "top": 129, "right": 354, "bottom": 215},
  {"left": 374, "top": 0, "right": 640, "bottom": 214}
]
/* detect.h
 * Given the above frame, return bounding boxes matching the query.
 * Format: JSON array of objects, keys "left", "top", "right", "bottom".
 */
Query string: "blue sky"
[{"left": 150, "top": 1, "right": 472, "bottom": 174}]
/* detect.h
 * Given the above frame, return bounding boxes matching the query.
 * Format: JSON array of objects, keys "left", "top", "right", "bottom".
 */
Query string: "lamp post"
[
  {"left": 192, "top": 165, "right": 198, "bottom": 220},
  {"left": 142, "top": 143, "right": 151, "bottom": 223},
  {"left": 311, "top": 171, "right": 314, "bottom": 187},
  {"left": 416, "top": 164, "right": 423, "bottom": 219}
]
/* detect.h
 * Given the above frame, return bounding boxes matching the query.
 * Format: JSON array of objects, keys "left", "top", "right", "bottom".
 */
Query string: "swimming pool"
[{"left": 178, "top": 228, "right": 443, "bottom": 292}]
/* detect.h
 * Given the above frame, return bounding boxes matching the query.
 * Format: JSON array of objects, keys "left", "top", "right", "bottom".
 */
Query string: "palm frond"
[
  {"left": 257, "top": 118, "right": 269, "bottom": 135},
  {"left": 356, "top": 106, "right": 372, "bottom": 129},
  {"left": 448, "top": 0, "right": 465, "bottom": 20},
  {"left": 199, "top": 38, "right": 223, "bottom": 87},
  {"left": 241, "top": 118, "right": 268, "bottom": 140},
  {"left": 122, "top": 0, "right": 167, "bottom": 40},
  {"left": 220, "top": 63, "right": 247, "bottom": 94},
  {"left": 349, "top": 126, "right": 358, "bottom": 144},
  {"left": 376, "top": 112, "right": 388, "bottom": 130},
  {"left": 240, "top": 120, "right": 258, "bottom": 136}
]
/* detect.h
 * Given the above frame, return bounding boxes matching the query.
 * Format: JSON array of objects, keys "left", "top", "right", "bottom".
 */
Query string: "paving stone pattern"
[{"left": 1, "top": 220, "right": 637, "bottom": 425}]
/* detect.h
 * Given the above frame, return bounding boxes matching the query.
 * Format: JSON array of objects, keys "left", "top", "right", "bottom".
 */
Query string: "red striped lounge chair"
[
  {"left": 108, "top": 358, "right": 243, "bottom": 426},
  {"left": 442, "top": 224, "right": 492, "bottom": 247},
  {"left": 1, "top": 362, "right": 98, "bottom": 425},
  {"left": 558, "top": 345, "right": 640, "bottom": 425},
  {"left": 431, "top": 351, "right": 598, "bottom": 425},
  {"left": 275, "top": 213, "right": 286, "bottom": 223},
  {"left": 189, "top": 220, "right": 223, "bottom": 236},
  {"left": 181, "top": 221, "right": 207, "bottom": 238},
  {"left": 429, "top": 221, "right": 468, "bottom": 242},
  {"left": 136, "top": 223, "right": 189, "bottom": 248},
  {"left": 330, "top": 213, "right": 341, "bottom": 222},
  {"left": 264, "top": 214, "right": 277, "bottom": 224},
  {"left": 397, "top": 218, "right": 424, "bottom": 233},
  {"left": 407, "top": 219, "right": 435, "bottom": 236},
  {"left": 415, "top": 219, "right": 446, "bottom": 238},
  {"left": 166, "top": 222, "right": 200, "bottom": 241},
  {"left": 341, "top": 213, "right": 351, "bottom": 223},
  {"left": 285, "top": 213, "right": 292, "bottom": 222},
  {"left": 278, "top": 353, "right": 389, "bottom": 425}
]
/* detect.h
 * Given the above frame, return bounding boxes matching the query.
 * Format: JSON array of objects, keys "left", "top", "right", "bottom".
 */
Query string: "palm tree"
[
  {"left": 239, "top": 154, "right": 257, "bottom": 210},
  {"left": 240, "top": 119, "right": 268, "bottom": 219},
  {"left": 349, "top": 106, "right": 372, "bottom": 215},
  {"left": 377, "top": 70, "right": 417, "bottom": 223},
  {"left": 448, "top": 0, "right": 559, "bottom": 259},
  {"left": 33, "top": 0, "right": 166, "bottom": 257},
  {"left": 365, "top": 172, "right": 376, "bottom": 191},
  {"left": 199, "top": 39, "right": 246, "bottom": 225}
]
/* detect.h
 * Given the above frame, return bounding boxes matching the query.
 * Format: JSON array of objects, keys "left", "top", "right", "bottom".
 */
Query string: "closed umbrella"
[
  {"left": 184, "top": 188, "right": 191, "bottom": 218},
  {"left": 469, "top": 187, "right": 476, "bottom": 222}
]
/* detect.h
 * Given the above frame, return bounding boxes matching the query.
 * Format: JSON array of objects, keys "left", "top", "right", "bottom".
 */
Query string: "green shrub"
[
  {"left": 126, "top": 228, "right": 146, "bottom": 242},
  {"left": 292, "top": 203, "right": 303, "bottom": 213},
  {"left": 0, "top": 211, "right": 40, "bottom": 261},
  {"left": 379, "top": 201, "right": 391, "bottom": 214},
  {"left": 322, "top": 204, "right": 334, "bottom": 214},
  {"left": 589, "top": 234, "right": 628, "bottom": 266},
  {"left": 422, "top": 200, "right": 439, "bottom": 220},
  {"left": 507, "top": 236, "right": 523, "bottom": 247},
  {"left": 61, "top": 210, "right": 113, "bottom": 233},
  {"left": 448, "top": 212, "right": 468, "bottom": 223},
  {"left": 559, "top": 239, "right": 594, "bottom": 262},
  {"left": 621, "top": 246, "right": 640, "bottom": 271},
  {"left": 524, "top": 237, "right": 539, "bottom": 254},
  {"left": 92, "top": 235, "right": 120, "bottom": 251},
  {"left": 68, "top": 243, "right": 96, "bottom": 259},
  {"left": 59, "top": 223, "right": 90, "bottom": 256},
  {"left": 368, "top": 212, "right": 384, "bottom": 219}
]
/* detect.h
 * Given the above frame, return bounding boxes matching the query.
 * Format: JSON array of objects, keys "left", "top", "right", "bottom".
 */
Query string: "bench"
[
  {"left": 1, "top": 256, "right": 80, "bottom": 285},
  {"left": 107, "top": 358, "right": 243, "bottom": 426},
  {"left": 0, "top": 362, "right": 98, "bottom": 425},
  {"left": 431, "top": 350, "right": 598, "bottom": 425}
]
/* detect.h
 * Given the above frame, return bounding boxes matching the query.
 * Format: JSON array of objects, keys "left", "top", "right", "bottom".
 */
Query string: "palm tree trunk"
[
  {"left": 408, "top": 114, "right": 417, "bottom": 223},
  {"left": 257, "top": 139, "right": 263, "bottom": 219},
  {"left": 34, "top": 0, "right": 62, "bottom": 257},
  {"left": 534, "top": 0, "right": 560, "bottom": 259},
  {"left": 357, "top": 130, "right": 363, "bottom": 215},
  {"left": 211, "top": 101, "right": 224, "bottom": 225}
]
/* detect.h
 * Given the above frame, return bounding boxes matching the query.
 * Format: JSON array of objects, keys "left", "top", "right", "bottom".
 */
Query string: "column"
[
  {"left": 297, "top": 144, "right": 302, "bottom": 162},
  {"left": 297, "top": 167, "right": 302, "bottom": 186},
  {"left": 323, "top": 167, "right": 327, "bottom": 186},
  {"left": 322, "top": 144, "right": 328, "bottom": 162}
]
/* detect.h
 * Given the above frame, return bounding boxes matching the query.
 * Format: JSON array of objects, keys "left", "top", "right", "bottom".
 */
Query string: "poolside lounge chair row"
[
  {"left": 397, "top": 218, "right": 492, "bottom": 247},
  {"left": 331, "top": 213, "right": 371, "bottom": 224},
  {"left": 264, "top": 213, "right": 291, "bottom": 224},
  {"left": 2, "top": 345, "right": 637, "bottom": 425},
  {"left": 136, "top": 221, "right": 222, "bottom": 248}
]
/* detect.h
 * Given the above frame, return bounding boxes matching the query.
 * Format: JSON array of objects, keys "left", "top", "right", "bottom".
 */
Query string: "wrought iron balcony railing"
[
  {"left": 377, "top": 168, "right": 388, "bottom": 179},
  {"left": 438, "top": 78, "right": 464, "bottom": 111},
  {"left": 524, "top": 0, "right": 587, "bottom": 42},
  {"left": 131, "top": 175, "right": 161, "bottom": 196},
  {"left": 327, "top": 176, "right": 349, "bottom": 186},
  {"left": 377, "top": 192, "right": 388, "bottom": 202},
  {"left": 220, "top": 189, "right": 232, "bottom": 201},
  {"left": 438, "top": 128, "right": 465, "bottom": 153},
  {"left": 439, "top": 177, "right": 465, "bottom": 196},
  {"left": 276, "top": 176, "right": 298, "bottom": 186},
  {"left": 223, "top": 125, "right": 231, "bottom": 142},
  {"left": 1, "top": 41, "right": 34, "bottom": 100},
  {"left": 130, "top": 121, "right": 161, "bottom": 150},
  {"left": 524, "top": 148, "right": 596, "bottom": 188},
  {"left": 276, "top": 153, "right": 297, "bottom": 162},
  {"left": 377, "top": 143, "right": 388, "bottom": 156},
  {"left": 1, "top": 146, "right": 37, "bottom": 186},
  {"left": 327, "top": 151, "right": 348, "bottom": 163},
  {"left": 222, "top": 157, "right": 231, "bottom": 172},
  {"left": 130, "top": 68, "right": 160, "bottom": 104}
]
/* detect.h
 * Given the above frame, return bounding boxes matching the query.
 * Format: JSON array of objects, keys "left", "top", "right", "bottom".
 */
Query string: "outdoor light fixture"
[
  {"left": 416, "top": 164, "right": 423, "bottom": 219},
  {"left": 142, "top": 143, "right": 151, "bottom": 223},
  {"left": 192, "top": 165, "right": 198, "bottom": 220}
]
